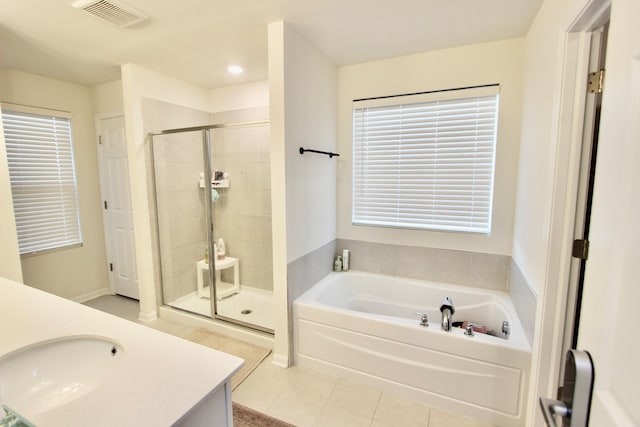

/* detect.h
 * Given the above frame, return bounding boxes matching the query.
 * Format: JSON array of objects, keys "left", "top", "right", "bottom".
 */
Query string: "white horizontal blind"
[
  {"left": 352, "top": 86, "right": 499, "bottom": 234},
  {"left": 2, "top": 107, "right": 83, "bottom": 255}
]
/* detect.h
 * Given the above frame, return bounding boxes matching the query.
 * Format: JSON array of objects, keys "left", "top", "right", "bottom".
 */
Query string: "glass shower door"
[
  {"left": 151, "top": 129, "right": 212, "bottom": 317},
  {"left": 150, "top": 122, "right": 274, "bottom": 334}
]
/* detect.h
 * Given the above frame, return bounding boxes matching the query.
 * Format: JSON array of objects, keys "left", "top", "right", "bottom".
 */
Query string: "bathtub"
[{"left": 293, "top": 271, "right": 531, "bottom": 427}]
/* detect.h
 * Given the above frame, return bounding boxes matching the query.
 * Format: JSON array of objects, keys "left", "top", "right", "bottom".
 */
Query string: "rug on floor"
[
  {"left": 233, "top": 402, "right": 296, "bottom": 427},
  {"left": 182, "top": 328, "right": 271, "bottom": 389}
]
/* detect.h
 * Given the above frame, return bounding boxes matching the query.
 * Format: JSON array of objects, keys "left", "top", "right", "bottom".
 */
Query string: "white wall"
[
  {"left": 282, "top": 25, "right": 338, "bottom": 262},
  {"left": 268, "top": 21, "right": 289, "bottom": 366},
  {"left": 209, "top": 80, "right": 269, "bottom": 113},
  {"left": 511, "top": 2, "right": 577, "bottom": 294},
  {"left": 268, "top": 21, "right": 338, "bottom": 365},
  {"left": 0, "top": 69, "right": 109, "bottom": 299},
  {"left": 91, "top": 80, "right": 124, "bottom": 114},
  {"left": 337, "top": 38, "right": 524, "bottom": 256},
  {"left": 0, "top": 94, "right": 22, "bottom": 283}
]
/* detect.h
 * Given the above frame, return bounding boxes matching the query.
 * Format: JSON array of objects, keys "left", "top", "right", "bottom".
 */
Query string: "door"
[
  {"left": 97, "top": 115, "right": 139, "bottom": 299},
  {"left": 576, "top": 15, "right": 640, "bottom": 423}
]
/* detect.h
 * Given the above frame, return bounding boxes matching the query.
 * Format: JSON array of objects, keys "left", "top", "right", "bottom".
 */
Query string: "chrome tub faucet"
[{"left": 439, "top": 297, "right": 455, "bottom": 331}]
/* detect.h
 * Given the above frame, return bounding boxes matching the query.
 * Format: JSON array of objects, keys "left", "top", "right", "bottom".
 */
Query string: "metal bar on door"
[{"left": 202, "top": 129, "right": 218, "bottom": 318}]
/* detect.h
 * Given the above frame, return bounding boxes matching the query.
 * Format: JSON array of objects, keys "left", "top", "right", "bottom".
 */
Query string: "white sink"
[{"left": 0, "top": 336, "right": 124, "bottom": 417}]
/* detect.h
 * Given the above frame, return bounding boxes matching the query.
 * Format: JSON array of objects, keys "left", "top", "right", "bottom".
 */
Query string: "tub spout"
[{"left": 439, "top": 297, "right": 455, "bottom": 331}]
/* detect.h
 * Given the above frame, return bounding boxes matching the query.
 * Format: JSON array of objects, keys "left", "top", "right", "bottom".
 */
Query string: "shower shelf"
[
  {"left": 212, "top": 179, "right": 229, "bottom": 188},
  {"left": 199, "top": 179, "right": 229, "bottom": 189}
]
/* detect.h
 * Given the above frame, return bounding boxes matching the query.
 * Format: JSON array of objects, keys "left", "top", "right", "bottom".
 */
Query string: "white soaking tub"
[{"left": 293, "top": 271, "right": 531, "bottom": 427}]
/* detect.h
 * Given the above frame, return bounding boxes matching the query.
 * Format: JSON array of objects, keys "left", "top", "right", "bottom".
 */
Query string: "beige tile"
[
  {"left": 428, "top": 408, "right": 496, "bottom": 427},
  {"left": 470, "top": 253, "right": 509, "bottom": 291},
  {"left": 435, "top": 249, "right": 472, "bottom": 286},
  {"left": 278, "top": 365, "right": 339, "bottom": 395},
  {"left": 267, "top": 390, "right": 329, "bottom": 427},
  {"left": 264, "top": 366, "right": 338, "bottom": 426},
  {"left": 233, "top": 356, "right": 288, "bottom": 408},
  {"left": 374, "top": 393, "right": 430, "bottom": 427},
  {"left": 231, "top": 368, "right": 283, "bottom": 412},
  {"left": 170, "top": 215, "right": 206, "bottom": 248},
  {"left": 396, "top": 245, "right": 438, "bottom": 282},
  {"left": 353, "top": 241, "right": 398, "bottom": 276},
  {"left": 314, "top": 403, "right": 373, "bottom": 427},
  {"left": 328, "top": 380, "right": 381, "bottom": 418}
]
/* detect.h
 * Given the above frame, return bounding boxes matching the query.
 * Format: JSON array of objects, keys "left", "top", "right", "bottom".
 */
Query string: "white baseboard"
[
  {"left": 271, "top": 353, "right": 290, "bottom": 368},
  {"left": 138, "top": 310, "right": 157, "bottom": 322},
  {"left": 71, "top": 287, "right": 112, "bottom": 303}
]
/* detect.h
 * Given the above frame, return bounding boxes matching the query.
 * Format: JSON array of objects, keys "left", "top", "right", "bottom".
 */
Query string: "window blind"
[
  {"left": 352, "top": 85, "right": 499, "bottom": 234},
  {"left": 1, "top": 106, "right": 83, "bottom": 255}
]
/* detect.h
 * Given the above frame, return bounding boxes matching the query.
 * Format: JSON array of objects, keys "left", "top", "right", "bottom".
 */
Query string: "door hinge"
[
  {"left": 109, "top": 263, "right": 113, "bottom": 272},
  {"left": 98, "top": 135, "right": 102, "bottom": 145},
  {"left": 104, "top": 200, "right": 108, "bottom": 210},
  {"left": 588, "top": 69, "right": 605, "bottom": 93},
  {"left": 572, "top": 239, "right": 590, "bottom": 260}
]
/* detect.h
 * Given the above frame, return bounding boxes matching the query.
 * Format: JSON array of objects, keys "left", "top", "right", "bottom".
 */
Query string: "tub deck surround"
[
  {"left": 0, "top": 277, "right": 243, "bottom": 427},
  {"left": 293, "top": 271, "right": 531, "bottom": 427}
]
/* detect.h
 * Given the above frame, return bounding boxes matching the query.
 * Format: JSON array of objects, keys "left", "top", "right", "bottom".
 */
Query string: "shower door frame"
[{"left": 148, "top": 120, "right": 272, "bottom": 334}]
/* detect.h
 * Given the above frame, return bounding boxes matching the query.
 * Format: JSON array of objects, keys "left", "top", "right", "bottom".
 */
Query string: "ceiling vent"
[{"left": 72, "top": 0, "right": 148, "bottom": 27}]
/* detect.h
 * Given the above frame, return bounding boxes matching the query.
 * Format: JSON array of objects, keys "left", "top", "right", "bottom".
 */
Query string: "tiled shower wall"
[{"left": 210, "top": 107, "right": 273, "bottom": 291}]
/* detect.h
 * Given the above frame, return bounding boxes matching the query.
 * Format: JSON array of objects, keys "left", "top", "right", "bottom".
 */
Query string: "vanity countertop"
[{"left": 0, "top": 276, "right": 243, "bottom": 426}]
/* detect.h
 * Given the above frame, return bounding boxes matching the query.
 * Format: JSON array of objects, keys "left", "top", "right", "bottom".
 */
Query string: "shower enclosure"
[{"left": 149, "top": 119, "right": 273, "bottom": 333}]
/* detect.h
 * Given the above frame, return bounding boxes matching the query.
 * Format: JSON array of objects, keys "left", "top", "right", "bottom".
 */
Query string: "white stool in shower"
[{"left": 196, "top": 257, "right": 239, "bottom": 300}]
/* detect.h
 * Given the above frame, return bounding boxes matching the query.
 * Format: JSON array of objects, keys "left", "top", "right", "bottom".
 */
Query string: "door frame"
[
  {"left": 95, "top": 111, "right": 128, "bottom": 296},
  {"left": 559, "top": 22, "right": 607, "bottom": 383},
  {"left": 528, "top": 0, "right": 610, "bottom": 425}
]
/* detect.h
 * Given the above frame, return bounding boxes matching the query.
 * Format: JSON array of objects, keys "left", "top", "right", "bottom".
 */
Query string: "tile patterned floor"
[
  {"left": 233, "top": 355, "right": 497, "bottom": 427},
  {"left": 85, "top": 295, "right": 497, "bottom": 427}
]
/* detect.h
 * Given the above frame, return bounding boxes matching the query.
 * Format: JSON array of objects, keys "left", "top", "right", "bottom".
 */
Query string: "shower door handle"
[
  {"left": 539, "top": 397, "right": 570, "bottom": 427},
  {"left": 539, "top": 349, "right": 595, "bottom": 427}
]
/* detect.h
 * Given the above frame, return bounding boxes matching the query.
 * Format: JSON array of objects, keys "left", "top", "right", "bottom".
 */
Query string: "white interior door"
[
  {"left": 575, "top": 51, "right": 640, "bottom": 427},
  {"left": 541, "top": 1, "right": 639, "bottom": 425},
  {"left": 97, "top": 115, "right": 139, "bottom": 299}
]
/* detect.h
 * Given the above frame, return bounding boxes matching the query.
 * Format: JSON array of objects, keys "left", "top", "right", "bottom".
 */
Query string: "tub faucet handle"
[
  {"left": 465, "top": 323, "right": 476, "bottom": 337},
  {"left": 502, "top": 320, "right": 510, "bottom": 337},
  {"left": 414, "top": 312, "right": 429, "bottom": 327}
]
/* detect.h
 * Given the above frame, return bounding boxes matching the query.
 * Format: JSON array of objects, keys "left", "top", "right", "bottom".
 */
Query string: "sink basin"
[{"left": 0, "top": 336, "right": 124, "bottom": 416}]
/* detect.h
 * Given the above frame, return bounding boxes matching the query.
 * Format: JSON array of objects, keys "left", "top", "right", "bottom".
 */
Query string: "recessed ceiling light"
[{"left": 227, "top": 65, "right": 244, "bottom": 75}]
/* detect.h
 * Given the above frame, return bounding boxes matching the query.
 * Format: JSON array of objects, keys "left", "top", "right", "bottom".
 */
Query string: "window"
[
  {"left": 352, "top": 85, "right": 499, "bottom": 234},
  {"left": 1, "top": 104, "right": 82, "bottom": 255}
]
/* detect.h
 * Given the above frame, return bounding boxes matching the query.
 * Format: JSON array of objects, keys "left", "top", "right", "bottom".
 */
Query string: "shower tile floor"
[
  {"left": 84, "top": 295, "right": 497, "bottom": 427},
  {"left": 168, "top": 286, "right": 274, "bottom": 331}
]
